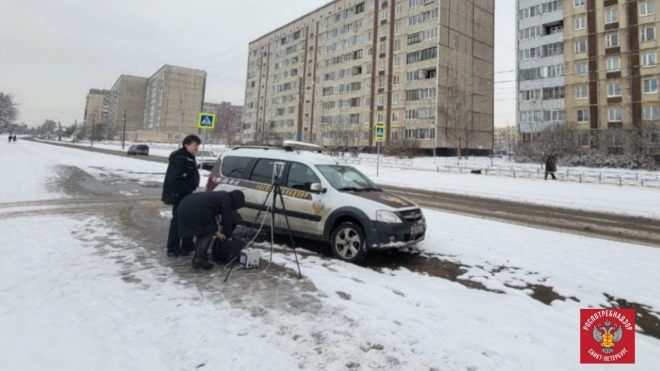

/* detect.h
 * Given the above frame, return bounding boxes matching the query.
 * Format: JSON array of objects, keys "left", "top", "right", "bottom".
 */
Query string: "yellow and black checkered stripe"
[{"left": 249, "top": 182, "right": 312, "bottom": 200}]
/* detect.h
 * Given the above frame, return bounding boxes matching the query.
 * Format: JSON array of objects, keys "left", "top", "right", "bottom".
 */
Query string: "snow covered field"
[{"left": 2, "top": 138, "right": 660, "bottom": 370}]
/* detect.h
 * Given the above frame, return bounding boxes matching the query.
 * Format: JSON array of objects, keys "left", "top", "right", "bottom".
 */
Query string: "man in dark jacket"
[
  {"left": 162, "top": 135, "right": 201, "bottom": 256},
  {"left": 178, "top": 190, "right": 246, "bottom": 270},
  {"left": 545, "top": 154, "right": 558, "bottom": 180}
]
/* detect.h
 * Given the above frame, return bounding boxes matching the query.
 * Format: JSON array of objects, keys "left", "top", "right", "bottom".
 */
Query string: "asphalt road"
[{"left": 32, "top": 139, "right": 660, "bottom": 248}]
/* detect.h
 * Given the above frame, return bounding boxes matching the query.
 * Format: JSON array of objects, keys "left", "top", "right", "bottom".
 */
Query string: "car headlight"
[{"left": 376, "top": 211, "right": 402, "bottom": 224}]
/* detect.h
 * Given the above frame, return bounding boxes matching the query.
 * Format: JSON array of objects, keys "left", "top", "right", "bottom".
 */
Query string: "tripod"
[{"left": 224, "top": 167, "right": 303, "bottom": 282}]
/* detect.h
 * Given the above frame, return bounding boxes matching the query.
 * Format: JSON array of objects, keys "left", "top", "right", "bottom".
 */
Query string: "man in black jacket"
[
  {"left": 162, "top": 135, "right": 201, "bottom": 256},
  {"left": 178, "top": 190, "right": 246, "bottom": 270}
]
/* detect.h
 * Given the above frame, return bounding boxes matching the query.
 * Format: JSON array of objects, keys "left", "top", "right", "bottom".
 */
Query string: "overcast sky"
[{"left": 0, "top": 0, "right": 516, "bottom": 128}]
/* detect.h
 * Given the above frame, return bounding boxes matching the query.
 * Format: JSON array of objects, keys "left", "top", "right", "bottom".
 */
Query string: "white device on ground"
[{"left": 239, "top": 248, "right": 260, "bottom": 269}]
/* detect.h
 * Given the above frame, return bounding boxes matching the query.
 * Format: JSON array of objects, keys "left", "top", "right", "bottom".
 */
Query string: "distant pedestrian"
[
  {"left": 545, "top": 154, "right": 557, "bottom": 180},
  {"left": 162, "top": 135, "right": 201, "bottom": 257},
  {"left": 12, "top": 135, "right": 17, "bottom": 142},
  {"left": 7, "top": 135, "right": 11, "bottom": 143},
  {"left": 177, "top": 190, "right": 246, "bottom": 270}
]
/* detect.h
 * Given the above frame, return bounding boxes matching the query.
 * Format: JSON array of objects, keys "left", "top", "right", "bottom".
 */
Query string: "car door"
[{"left": 280, "top": 162, "right": 331, "bottom": 237}]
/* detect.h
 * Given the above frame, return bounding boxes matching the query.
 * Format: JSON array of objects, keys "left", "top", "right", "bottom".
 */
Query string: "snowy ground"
[{"left": 2, "top": 137, "right": 660, "bottom": 370}]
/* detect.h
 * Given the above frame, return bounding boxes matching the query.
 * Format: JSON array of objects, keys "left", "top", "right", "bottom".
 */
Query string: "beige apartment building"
[
  {"left": 243, "top": 0, "right": 495, "bottom": 155},
  {"left": 143, "top": 65, "right": 207, "bottom": 140},
  {"left": 565, "top": 0, "right": 660, "bottom": 149},
  {"left": 204, "top": 101, "right": 244, "bottom": 144},
  {"left": 108, "top": 75, "right": 149, "bottom": 139},
  {"left": 83, "top": 89, "right": 110, "bottom": 137},
  {"left": 518, "top": 0, "right": 660, "bottom": 151}
]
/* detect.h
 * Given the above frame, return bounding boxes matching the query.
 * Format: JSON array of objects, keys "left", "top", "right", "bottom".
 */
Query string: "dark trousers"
[
  {"left": 194, "top": 234, "right": 215, "bottom": 256},
  {"left": 167, "top": 203, "right": 194, "bottom": 254},
  {"left": 545, "top": 172, "right": 557, "bottom": 180}
]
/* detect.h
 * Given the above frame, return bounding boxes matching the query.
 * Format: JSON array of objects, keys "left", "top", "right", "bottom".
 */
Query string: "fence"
[{"left": 334, "top": 157, "right": 660, "bottom": 188}]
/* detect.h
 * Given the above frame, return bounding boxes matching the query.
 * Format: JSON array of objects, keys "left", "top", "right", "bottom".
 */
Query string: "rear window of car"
[{"left": 221, "top": 156, "right": 251, "bottom": 179}]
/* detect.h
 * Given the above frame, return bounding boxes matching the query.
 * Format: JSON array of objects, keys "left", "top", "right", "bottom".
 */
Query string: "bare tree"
[
  {"left": 0, "top": 92, "right": 19, "bottom": 128},
  {"left": 439, "top": 85, "right": 474, "bottom": 159}
]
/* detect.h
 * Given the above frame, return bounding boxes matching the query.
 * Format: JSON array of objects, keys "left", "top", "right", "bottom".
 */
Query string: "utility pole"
[
  {"left": 91, "top": 114, "right": 96, "bottom": 147},
  {"left": 433, "top": 0, "right": 441, "bottom": 163},
  {"left": 57, "top": 121, "right": 62, "bottom": 142},
  {"left": 179, "top": 91, "right": 184, "bottom": 148},
  {"left": 121, "top": 109, "right": 127, "bottom": 150}
]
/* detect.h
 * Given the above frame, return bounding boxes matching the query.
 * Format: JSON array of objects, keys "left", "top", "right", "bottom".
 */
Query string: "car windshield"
[
  {"left": 315, "top": 165, "right": 380, "bottom": 192},
  {"left": 196, "top": 151, "right": 215, "bottom": 157}
]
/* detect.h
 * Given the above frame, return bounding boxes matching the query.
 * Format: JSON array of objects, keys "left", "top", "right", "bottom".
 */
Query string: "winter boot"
[
  {"left": 192, "top": 238, "right": 214, "bottom": 270},
  {"left": 168, "top": 247, "right": 191, "bottom": 257}
]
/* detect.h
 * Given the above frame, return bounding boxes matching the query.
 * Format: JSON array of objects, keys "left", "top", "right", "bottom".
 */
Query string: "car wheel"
[{"left": 330, "top": 222, "right": 368, "bottom": 263}]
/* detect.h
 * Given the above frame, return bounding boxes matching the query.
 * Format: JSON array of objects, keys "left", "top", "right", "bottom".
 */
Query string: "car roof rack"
[
  {"left": 231, "top": 145, "right": 280, "bottom": 151},
  {"left": 282, "top": 140, "right": 326, "bottom": 153}
]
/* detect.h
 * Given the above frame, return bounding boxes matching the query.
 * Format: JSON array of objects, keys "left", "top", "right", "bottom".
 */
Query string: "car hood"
[{"left": 343, "top": 190, "right": 417, "bottom": 210}]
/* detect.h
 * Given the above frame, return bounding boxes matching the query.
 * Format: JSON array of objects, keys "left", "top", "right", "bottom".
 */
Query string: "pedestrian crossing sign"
[
  {"left": 197, "top": 112, "right": 216, "bottom": 129},
  {"left": 374, "top": 124, "right": 386, "bottom": 142}
]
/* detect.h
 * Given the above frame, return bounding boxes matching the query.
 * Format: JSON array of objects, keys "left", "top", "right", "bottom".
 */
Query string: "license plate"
[{"left": 411, "top": 224, "right": 424, "bottom": 236}]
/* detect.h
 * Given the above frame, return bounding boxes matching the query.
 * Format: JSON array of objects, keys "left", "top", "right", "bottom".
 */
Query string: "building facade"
[
  {"left": 108, "top": 75, "right": 149, "bottom": 139},
  {"left": 517, "top": 0, "right": 660, "bottom": 150},
  {"left": 83, "top": 89, "right": 110, "bottom": 138},
  {"left": 242, "top": 0, "right": 495, "bottom": 154},
  {"left": 143, "top": 65, "right": 207, "bottom": 139},
  {"left": 204, "top": 101, "right": 244, "bottom": 144}
]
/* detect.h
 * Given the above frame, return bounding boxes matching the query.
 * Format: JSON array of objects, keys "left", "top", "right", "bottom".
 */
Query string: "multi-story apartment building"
[
  {"left": 242, "top": 0, "right": 495, "bottom": 155},
  {"left": 518, "top": 0, "right": 660, "bottom": 150},
  {"left": 204, "top": 101, "right": 244, "bottom": 144},
  {"left": 83, "top": 89, "right": 110, "bottom": 137},
  {"left": 108, "top": 75, "right": 149, "bottom": 138},
  {"left": 143, "top": 65, "right": 207, "bottom": 138}
]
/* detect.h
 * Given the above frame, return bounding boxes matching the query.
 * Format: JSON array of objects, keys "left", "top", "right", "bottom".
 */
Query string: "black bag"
[{"left": 211, "top": 238, "right": 246, "bottom": 263}]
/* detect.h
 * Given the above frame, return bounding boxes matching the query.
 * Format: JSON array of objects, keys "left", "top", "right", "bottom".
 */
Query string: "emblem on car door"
[{"left": 312, "top": 200, "right": 325, "bottom": 215}]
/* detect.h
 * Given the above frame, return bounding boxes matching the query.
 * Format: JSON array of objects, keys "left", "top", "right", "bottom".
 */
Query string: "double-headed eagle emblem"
[{"left": 592, "top": 320, "right": 624, "bottom": 354}]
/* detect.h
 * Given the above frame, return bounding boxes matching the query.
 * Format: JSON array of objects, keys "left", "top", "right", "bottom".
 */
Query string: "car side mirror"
[{"left": 310, "top": 183, "right": 325, "bottom": 193}]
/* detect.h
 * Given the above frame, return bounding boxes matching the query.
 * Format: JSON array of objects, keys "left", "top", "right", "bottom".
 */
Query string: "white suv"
[{"left": 204, "top": 142, "right": 426, "bottom": 263}]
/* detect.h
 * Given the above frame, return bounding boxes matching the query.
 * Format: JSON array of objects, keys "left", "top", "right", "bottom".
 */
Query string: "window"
[
  {"left": 606, "top": 33, "right": 620, "bottom": 48},
  {"left": 576, "top": 85, "right": 588, "bottom": 99},
  {"left": 576, "top": 61, "right": 588, "bottom": 75},
  {"left": 394, "top": 55, "right": 400, "bottom": 67},
  {"left": 393, "top": 75, "right": 400, "bottom": 85},
  {"left": 367, "top": 47, "right": 373, "bottom": 56},
  {"left": 607, "top": 57, "right": 621, "bottom": 71},
  {"left": 395, "top": 21, "right": 401, "bottom": 33},
  {"left": 380, "top": 27, "right": 387, "bottom": 37},
  {"left": 605, "top": 8, "right": 618, "bottom": 24},
  {"left": 379, "top": 76, "right": 385, "bottom": 88},
  {"left": 393, "top": 93, "right": 399, "bottom": 104},
  {"left": 607, "top": 83, "right": 622, "bottom": 97},
  {"left": 249, "top": 159, "right": 276, "bottom": 184},
  {"left": 381, "top": 9, "right": 388, "bottom": 21},
  {"left": 379, "top": 60, "right": 386, "bottom": 71},
  {"left": 287, "top": 163, "right": 321, "bottom": 191},
  {"left": 377, "top": 113, "right": 384, "bottom": 123},
  {"left": 574, "top": 16, "right": 586, "bottom": 30},
  {"left": 640, "top": 1, "right": 655, "bottom": 16},
  {"left": 574, "top": 39, "right": 587, "bottom": 53},
  {"left": 644, "top": 106, "right": 660, "bottom": 120},
  {"left": 380, "top": 43, "right": 387, "bottom": 54},
  {"left": 577, "top": 109, "right": 589, "bottom": 122},
  {"left": 394, "top": 39, "right": 401, "bottom": 50},
  {"left": 377, "top": 95, "right": 384, "bottom": 106},
  {"left": 396, "top": 4, "right": 402, "bottom": 15},
  {"left": 641, "top": 27, "right": 656, "bottom": 42},
  {"left": 644, "top": 78, "right": 658, "bottom": 93},
  {"left": 574, "top": 0, "right": 585, "bottom": 7},
  {"left": 392, "top": 112, "right": 399, "bottom": 122},
  {"left": 222, "top": 156, "right": 251, "bottom": 179},
  {"left": 608, "top": 108, "right": 622, "bottom": 122},
  {"left": 643, "top": 52, "right": 658, "bottom": 67}
]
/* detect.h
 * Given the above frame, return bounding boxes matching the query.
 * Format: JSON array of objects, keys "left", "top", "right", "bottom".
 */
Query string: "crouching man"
[{"left": 177, "top": 190, "right": 246, "bottom": 270}]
